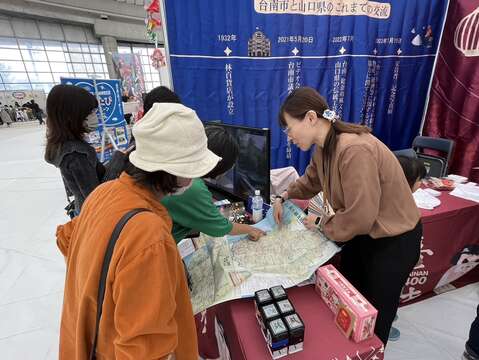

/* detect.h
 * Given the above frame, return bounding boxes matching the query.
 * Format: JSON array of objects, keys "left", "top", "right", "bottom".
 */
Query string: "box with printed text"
[{"left": 316, "top": 265, "right": 377, "bottom": 343}]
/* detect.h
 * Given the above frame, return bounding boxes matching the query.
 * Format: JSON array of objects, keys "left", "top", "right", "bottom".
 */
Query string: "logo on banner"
[
  {"left": 96, "top": 82, "right": 120, "bottom": 125},
  {"left": 411, "top": 26, "right": 434, "bottom": 49},
  {"left": 400, "top": 238, "right": 434, "bottom": 303},
  {"left": 455, "top": 7, "right": 479, "bottom": 57},
  {"left": 11, "top": 91, "right": 26, "bottom": 100},
  {"left": 248, "top": 29, "right": 271, "bottom": 57}
]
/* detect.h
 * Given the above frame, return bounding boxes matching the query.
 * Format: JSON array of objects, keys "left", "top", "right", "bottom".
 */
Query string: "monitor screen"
[{"left": 204, "top": 123, "right": 270, "bottom": 204}]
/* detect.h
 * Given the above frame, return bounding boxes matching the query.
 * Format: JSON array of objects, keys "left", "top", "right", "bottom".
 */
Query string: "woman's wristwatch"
[
  {"left": 315, "top": 215, "right": 323, "bottom": 231},
  {"left": 274, "top": 195, "right": 285, "bottom": 203}
]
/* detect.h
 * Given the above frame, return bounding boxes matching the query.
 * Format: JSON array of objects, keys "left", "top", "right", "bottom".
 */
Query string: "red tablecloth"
[
  {"left": 215, "top": 285, "right": 384, "bottom": 360},
  {"left": 400, "top": 191, "right": 479, "bottom": 303}
]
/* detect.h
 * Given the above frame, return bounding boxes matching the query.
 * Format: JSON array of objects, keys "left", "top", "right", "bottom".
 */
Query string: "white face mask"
[
  {"left": 85, "top": 112, "right": 99, "bottom": 132},
  {"left": 171, "top": 179, "right": 193, "bottom": 196}
]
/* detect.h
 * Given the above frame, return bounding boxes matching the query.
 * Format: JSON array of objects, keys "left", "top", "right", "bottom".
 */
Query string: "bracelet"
[{"left": 274, "top": 195, "right": 285, "bottom": 203}]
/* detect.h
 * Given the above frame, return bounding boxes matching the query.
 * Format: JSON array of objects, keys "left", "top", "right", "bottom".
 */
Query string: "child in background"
[
  {"left": 390, "top": 155, "right": 427, "bottom": 341},
  {"left": 397, "top": 156, "right": 427, "bottom": 192}
]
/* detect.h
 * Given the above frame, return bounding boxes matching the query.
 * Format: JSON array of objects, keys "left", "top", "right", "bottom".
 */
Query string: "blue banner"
[
  {"left": 164, "top": 0, "right": 448, "bottom": 174},
  {"left": 60, "top": 78, "right": 128, "bottom": 161}
]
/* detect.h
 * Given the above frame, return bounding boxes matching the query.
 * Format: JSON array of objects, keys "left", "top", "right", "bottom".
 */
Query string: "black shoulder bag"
[{"left": 89, "top": 208, "right": 151, "bottom": 360}]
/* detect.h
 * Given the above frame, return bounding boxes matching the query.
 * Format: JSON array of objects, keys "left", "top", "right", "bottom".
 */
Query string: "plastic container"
[{"left": 252, "top": 189, "right": 264, "bottom": 223}]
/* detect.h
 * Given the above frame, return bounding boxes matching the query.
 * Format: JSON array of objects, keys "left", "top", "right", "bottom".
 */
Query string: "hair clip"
[{"left": 322, "top": 109, "right": 337, "bottom": 123}]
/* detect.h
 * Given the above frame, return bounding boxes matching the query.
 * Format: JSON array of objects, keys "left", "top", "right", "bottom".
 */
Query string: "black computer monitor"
[{"left": 204, "top": 123, "right": 270, "bottom": 204}]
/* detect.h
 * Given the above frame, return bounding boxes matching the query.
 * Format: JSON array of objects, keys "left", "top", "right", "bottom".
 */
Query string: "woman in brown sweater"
[{"left": 273, "top": 87, "right": 422, "bottom": 346}]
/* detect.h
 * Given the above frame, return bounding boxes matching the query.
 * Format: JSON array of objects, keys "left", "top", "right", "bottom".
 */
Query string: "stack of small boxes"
[{"left": 254, "top": 285, "right": 305, "bottom": 359}]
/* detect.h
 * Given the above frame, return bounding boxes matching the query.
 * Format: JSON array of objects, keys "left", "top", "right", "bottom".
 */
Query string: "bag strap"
[{"left": 89, "top": 208, "right": 151, "bottom": 360}]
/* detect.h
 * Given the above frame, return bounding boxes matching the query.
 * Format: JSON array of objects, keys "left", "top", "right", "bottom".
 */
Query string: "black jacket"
[{"left": 46, "top": 140, "right": 105, "bottom": 214}]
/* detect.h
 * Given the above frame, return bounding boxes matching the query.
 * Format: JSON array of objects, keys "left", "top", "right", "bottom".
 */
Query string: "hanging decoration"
[
  {"left": 145, "top": 0, "right": 162, "bottom": 44},
  {"left": 151, "top": 48, "right": 166, "bottom": 70}
]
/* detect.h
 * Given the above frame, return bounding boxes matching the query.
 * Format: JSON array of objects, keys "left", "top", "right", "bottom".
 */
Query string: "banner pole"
[
  {"left": 419, "top": 0, "right": 451, "bottom": 136},
  {"left": 159, "top": 0, "right": 174, "bottom": 90}
]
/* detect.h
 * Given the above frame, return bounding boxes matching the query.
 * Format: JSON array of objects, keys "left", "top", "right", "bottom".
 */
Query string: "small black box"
[
  {"left": 284, "top": 313, "right": 305, "bottom": 354},
  {"left": 255, "top": 289, "right": 273, "bottom": 307},
  {"left": 276, "top": 299, "right": 295, "bottom": 317},
  {"left": 266, "top": 317, "right": 289, "bottom": 359},
  {"left": 269, "top": 285, "right": 288, "bottom": 301},
  {"left": 260, "top": 303, "right": 281, "bottom": 323}
]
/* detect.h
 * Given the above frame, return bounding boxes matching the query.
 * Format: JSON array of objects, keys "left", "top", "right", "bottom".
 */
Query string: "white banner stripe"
[{"left": 170, "top": 54, "right": 437, "bottom": 60}]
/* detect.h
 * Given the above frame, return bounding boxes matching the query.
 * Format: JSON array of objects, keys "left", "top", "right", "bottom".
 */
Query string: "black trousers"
[
  {"left": 466, "top": 304, "right": 479, "bottom": 357},
  {"left": 340, "top": 221, "right": 422, "bottom": 346}
]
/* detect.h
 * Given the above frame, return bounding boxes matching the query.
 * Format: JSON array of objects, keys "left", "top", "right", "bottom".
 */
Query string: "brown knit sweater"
[{"left": 287, "top": 132, "right": 420, "bottom": 242}]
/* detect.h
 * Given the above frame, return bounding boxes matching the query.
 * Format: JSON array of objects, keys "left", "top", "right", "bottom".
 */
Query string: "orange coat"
[{"left": 56, "top": 173, "right": 198, "bottom": 359}]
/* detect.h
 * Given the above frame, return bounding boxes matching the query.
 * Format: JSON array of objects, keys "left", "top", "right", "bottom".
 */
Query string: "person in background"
[
  {"left": 0, "top": 105, "right": 13, "bottom": 127},
  {"left": 122, "top": 93, "right": 133, "bottom": 125},
  {"left": 464, "top": 306, "right": 479, "bottom": 360},
  {"left": 45, "top": 84, "right": 105, "bottom": 216},
  {"left": 102, "top": 86, "right": 182, "bottom": 182},
  {"left": 8, "top": 105, "right": 16, "bottom": 122},
  {"left": 143, "top": 85, "right": 182, "bottom": 112},
  {"left": 56, "top": 102, "right": 218, "bottom": 359},
  {"left": 162, "top": 124, "right": 266, "bottom": 242},
  {"left": 397, "top": 156, "right": 427, "bottom": 192},
  {"left": 22, "top": 101, "right": 33, "bottom": 120},
  {"left": 31, "top": 99, "right": 45, "bottom": 125},
  {"left": 15, "top": 107, "right": 26, "bottom": 122},
  {"left": 273, "top": 87, "right": 422, "bottom": 346}
]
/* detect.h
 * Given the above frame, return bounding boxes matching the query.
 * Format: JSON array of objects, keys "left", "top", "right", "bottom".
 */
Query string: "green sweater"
[{"left": 161, "top": 178, "right": 233, "bottom": 243}]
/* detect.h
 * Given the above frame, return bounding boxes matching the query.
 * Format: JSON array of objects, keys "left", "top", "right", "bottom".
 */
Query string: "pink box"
[{"left": 315, "top": 265, "right": 377, "bottom": 343}]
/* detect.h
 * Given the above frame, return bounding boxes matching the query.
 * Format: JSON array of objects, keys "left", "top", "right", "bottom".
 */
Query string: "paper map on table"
[{"left": 184, "top": 201, "right": 340, "bottom": 314}]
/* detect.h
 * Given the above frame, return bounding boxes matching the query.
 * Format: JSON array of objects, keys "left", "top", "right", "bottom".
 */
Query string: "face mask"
[
  {"left": 171, "top": 179, "right": 193, "bottom": 196},
  {"left": 85, "top": 112, "right": 99, "bottom": 132}
]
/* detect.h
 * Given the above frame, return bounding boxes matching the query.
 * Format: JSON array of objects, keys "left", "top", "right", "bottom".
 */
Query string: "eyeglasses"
[{"left": 282, "top": 111, "right": 312, "bottom": 135}]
